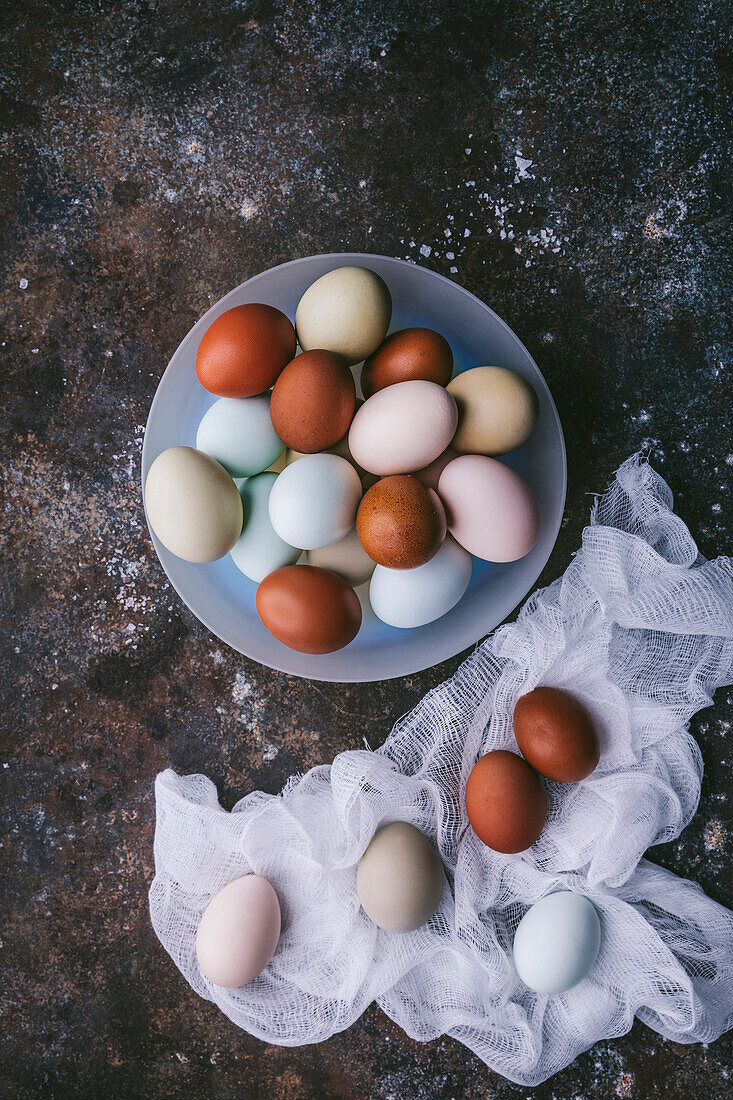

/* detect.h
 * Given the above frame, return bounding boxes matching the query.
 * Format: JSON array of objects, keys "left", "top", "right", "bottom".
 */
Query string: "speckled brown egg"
[
  {"left": 255, "top": 565, "right": 362, "bottom": 653},
  {"left": 356, "top": 475, "right": 446, "bottom": 569},
  {"left": 361, "top": 328, "right": 453, "bottom": 398},
  {"left": 465, "top": 750, "right": 546, "bottom": 853},
  {"left": 513, "top": 686, "right": 601, "bottom": 782},
  {"left": 270, "top": 350, "right": 356, "bottom": 453}
]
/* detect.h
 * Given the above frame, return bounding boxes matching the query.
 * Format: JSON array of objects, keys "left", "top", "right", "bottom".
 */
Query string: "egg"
[
  {"left": 195, "top": 303, "right": 296, "bottom": 398},
  {"left": 230, "top": 473, "right": 300, "bottom": 582},
  {"left": 256, "top": 565, "right": 362, "bottom": 653},
  {"left": 349, "top": 380, "right": 458, "bottom": 476},
  {"left": 307, "top": 527, "right": 376, "bottom": 587},
  {"left": 513, "top": 686, "right": 601, "bottom": 782},
  {"left": 356, "top": 821, "right": 444, "bottom": 933},
  {"left": 195, "top": 875, "right": 281, "bottom": 988},
  {"left": 465, "top": 750, "right": 546, "bottom": 853},
  {"left": 356, "top": 475, "right": 446, "bottom": 569},
  {"left": 369, "top": 535, "right": 471, "bottom": 628},
  {"left": 438, "top": 455, "right": 541, "bottom": 562},
  {"left": 268, "top": 453, "right": 362, "bottom": 550},
  {"left": 295, "top": 266, "right": 392, "bottom": 365},
  {"left": 361, "top": 327, "right": 453, "bottom": 398},
  {"left": 270, "top": 349, "right": 356, "bottom": 453},
  {"left": 144, "top": 447, "right": 242, "bottom": 563},
  {"left": 195, "top": 395, "right": 284, "bottom": 478},
  {"left": 414, "top": 446, "right": 458, "bottom": 491},
  {"left": 513, "top": 891, "right": 601, "bottom": 994},
  {"left": 447, "top": 366, "right": 539, "bottom": 455}
]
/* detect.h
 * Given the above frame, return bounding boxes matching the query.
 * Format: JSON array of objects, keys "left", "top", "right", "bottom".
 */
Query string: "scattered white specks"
[
  {"left": 163, "top": 188, "right": 177, "bottom": 202},
  {"left": 712, "top": 503, "right": 722, "bottom": 514},
  {"left": 419, "top": 244, "right": 432, "bottom": 257},
  {"left": 240, "top": 200, "right": 258, "bottom": 219},
  {"left": 19, "top": 278, "right": 28, "bottom": 289},
  {"left": 514, "top": 155, "right": 533, "bottom": 181},
  {"left": 262, "top": 744, "right": 279, "bottom": 762},
  {"left": 450, "top": 266, "right": 458, "bottom": 273}
]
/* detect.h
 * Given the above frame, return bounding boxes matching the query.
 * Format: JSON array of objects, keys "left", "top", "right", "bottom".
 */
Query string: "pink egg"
[
  {"left": 348, "top": 380, "right": 458, "bottom": 475},
  {"left": 195, "top": 875, "right": 281, "bottom": 988},
  {"left": 438, "top": 454, "right": 541, "bottom": 562}
]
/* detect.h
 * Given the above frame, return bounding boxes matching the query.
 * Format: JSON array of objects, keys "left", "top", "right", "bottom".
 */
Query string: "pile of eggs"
[
  {"left": 194, "top": 685, "right": 603, "bottom": 999},
  {"left": 144, "top": 265, "right": 543, "bottom": 654}
]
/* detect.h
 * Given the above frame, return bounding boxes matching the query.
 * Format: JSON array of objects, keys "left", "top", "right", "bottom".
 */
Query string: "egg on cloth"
[
  {"left": 295, "top": 266, "right": 392, "bottom": 365},
  {"left": 268, "top": 453, "right": 362, "bottom": 550},
  {"left": 256, "top": 565, "right": 362, "bottom": 653},
  {"left": 230, "top": 473, "right": 300, "bottom": 582},
  {"left": 361, "top": 327, "right": 453, "bottom": 398},
  {"left": 195, "top": 394, "right": 284, "bottom": 478},
  {"left": 307, "top": 526, "right": 376, "bottom": 587},
  {"left": 513, "top": 891, "right": 601, "bottom": 994},
  {"left": 349, "top": 380, "right": 458, "bottom": 475},
  {"left": 356, "top": 475, "right": 446, "bottom": 569},
  {"left": 270, "top": 350, "right": 356, "bottom": 453},
  {"left": 144, "top": 446, "right": 242, "bottom": 563},
  {"left": 439, "top": 454, "right": 541, "bottom": 562},
  {"left": 195, "top": 875, "right": 281, "bottom": 988},
  {"left": 195, "top": 304, "right": 296, "bottom": 398},
  {"left": 465, "top": 749, "right": 546, "bottom": 853},
  {"left": 357, "top": 822, "right": 444, "bottom": 933},
  {"left": 369, "top": 535, "right": 471, "bottom": 628},
  {"left": 514, "top": 686, "right": 601, "bottom": 782},
  {"left": 447, "top": 366, "right": 539, "bottom": 456}
]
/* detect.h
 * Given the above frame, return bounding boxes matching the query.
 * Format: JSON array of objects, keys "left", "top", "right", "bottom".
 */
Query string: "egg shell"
[
  {"left": 349, "top": 380, "right": 458, "bottom": 476},
  {"left": 268, "top": 453, "right": 362, "bottom": 550},
  {"left": 465, "top": 749, "right": 546, "bottom": 853},
  {"left": 285, "top": 404, "right": 365, "bottom": 476},
  {"left": 513, "top": 686, "right": 601, "bottom": 782},
  {"left": 361, "top": 327, "right": 453, "bottom": 398},
  {"left": 256, "top": 565, "right": 362, "bottom": 653},
  {"left": 369, "top": 535, "right": 471, "bottom": 629},
  {"left": 357, "top": 822, "right": 444, "bottom": 933},
  {"left": 438, "top": 454, "right": 541, "bottom": 562},
  {"left": 307, "top": 527, "right": 376, "bottom": 587},
  {"left": 356, "top": 475, "right": 446, "bottom": 569},
  {"left": 513, "top": 891, "right": 601, "bottom": 994},
  {"left": 270, "top": 350, "right": 356, "bottom": 453},
  {"left": 144, "top": 446, "right": 242, "bottom": 563},
  {"left": 295, "top": 266, "right": 392, "bottom": 365},
  {"left": 195, "top": 394, "right": 284, "bottom": 478},
  {"left": 447, "top": 366, "right": 539, "bottom": 456},
  {"left": 414, "top": 446, "right": 458, "bottom": 491},
  {"left": 195, "top": 304, "right": 296, "bottom": 398},
  {"left": 230, "top": 473, "right": 300, "bottom": 582},
  {"left": 195, "top": 875, "right": 281, "bottom": 988}
]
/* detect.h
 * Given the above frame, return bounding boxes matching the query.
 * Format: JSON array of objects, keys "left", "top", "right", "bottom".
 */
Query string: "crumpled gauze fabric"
[{"left": 149, "top": 455, "right": 733, "bottom": 1085}]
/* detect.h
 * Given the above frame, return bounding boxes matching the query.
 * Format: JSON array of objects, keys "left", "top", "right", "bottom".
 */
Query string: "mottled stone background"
[{"left": 1, "top": 0, "right": 731, "bottom": 1096}]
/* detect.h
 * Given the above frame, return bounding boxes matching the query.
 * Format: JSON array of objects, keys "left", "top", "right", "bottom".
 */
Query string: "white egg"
[
  {"left": 369, "top": 535, "right": 472, "bottom": 628},
  {"left": 295, "top": 266, "right": 392, "bottom": 365},
  {"left": 513, "top": 891, "right": 601, "bottom": 995},
  {"left": 307, "top": 526, "right": 376, "bottom": 587},
  {"left": 196, "top": 395, "right": 284, "bottom": 478},
  {"left": 268, "top": 453, "right": 362, "bottom": 550},
  {"left": 230, "top": 473, "right": 300, "bottom": 582}
]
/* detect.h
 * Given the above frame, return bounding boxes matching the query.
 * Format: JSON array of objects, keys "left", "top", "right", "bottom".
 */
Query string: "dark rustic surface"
[{"left": 1, "top": 0, "right": 731, "bottom": 1096}]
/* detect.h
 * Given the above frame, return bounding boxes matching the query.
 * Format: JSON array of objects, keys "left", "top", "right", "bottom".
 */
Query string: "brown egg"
[
  {"left": 361, "top": 328, "right": 453, "bottom": 398},
  {"left": 513, "top": 687, "right": 600, "bottom": 782},
  {"left": 256, "top": 565, "right": 362, "bottom": 654},
  {"left": 465, "top": 750, "right": 546, "bottom": 853},
  {"left": 270, "top": 350, "right": 356, "bottom": 453},
  {"left": 356, "top": 475, "right": 446, "bottom": 569},
  {"left": 195, "top": 304, "right": 296, "bottom": 398}
]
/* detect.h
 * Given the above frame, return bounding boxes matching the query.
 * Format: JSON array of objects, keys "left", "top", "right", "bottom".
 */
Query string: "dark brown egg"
[
  {"left": 361, "top": 328, "right": 453, "bottom": 398},
  {"left": 270, "top": 350, "right": 356, "bottom": 453},
  {"left": 513, "top": 687, "right": 600, "bottom": 782},
  {"left": 255, "top": 565, "right": 361, "bottom": 654},
  {"left": 465, "top": 750, "right": 546, "bottom": 853},
  {"left": 356, "top": 475, "right": 446, "bottom": 569},
  {"left": 195, "top": 304, "right": 296, "bottom": 398}
]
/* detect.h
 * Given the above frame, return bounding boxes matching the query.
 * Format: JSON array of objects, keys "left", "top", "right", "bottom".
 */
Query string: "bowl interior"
[{"left": 142, "top": 253, "right": 566, "bottom": 682}]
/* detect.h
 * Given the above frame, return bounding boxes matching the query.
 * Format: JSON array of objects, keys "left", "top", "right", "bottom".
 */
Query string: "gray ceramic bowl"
[{"left": 142, "top": 253, "right": 566, "bottom": 682}]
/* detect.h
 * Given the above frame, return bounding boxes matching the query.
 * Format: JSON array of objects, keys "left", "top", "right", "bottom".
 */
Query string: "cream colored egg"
[
  {"left": 307, "top": 526, "right": 376, "bottom": 587},
  {"left": 144, "top": 446, "right": 243, "bottom": 563},
  {"left": 295, "top": 266, "right": 392, "bottom": 365},
  {"left": 357, "top": 821, "right": 444, "bottom": 933},
  {"left": 448, "top": 366, "right": 539, "bottom": 455},
  {"left": 196, "top": 875, "right": 281, "bottom": 988}
]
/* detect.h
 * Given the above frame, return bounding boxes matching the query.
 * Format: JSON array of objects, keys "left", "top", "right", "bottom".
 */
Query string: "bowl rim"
[{"left": 142, "top": 252, "right": 567, "bottom": 682}]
